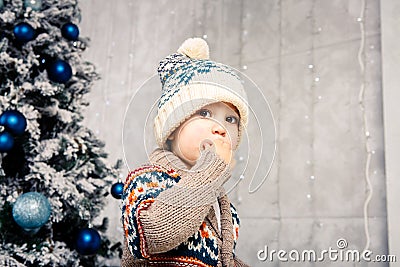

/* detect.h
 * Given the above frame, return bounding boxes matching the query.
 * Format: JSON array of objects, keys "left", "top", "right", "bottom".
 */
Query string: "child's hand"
[
  {"left": 201, "top": 139, "right": 235, "bottom": 170},
  {"left": 213, "top": 139, "right": 232, "bottom": 164}
]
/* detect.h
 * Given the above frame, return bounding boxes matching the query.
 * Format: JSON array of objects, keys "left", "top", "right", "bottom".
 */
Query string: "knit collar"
[{"left": 148, "top": 147, "right": 188, "bottom": 171}]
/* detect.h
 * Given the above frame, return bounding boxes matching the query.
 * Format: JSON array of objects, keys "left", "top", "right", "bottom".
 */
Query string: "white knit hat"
[{"left": 154, "top": 38, "right": 249, "bottom": 149}]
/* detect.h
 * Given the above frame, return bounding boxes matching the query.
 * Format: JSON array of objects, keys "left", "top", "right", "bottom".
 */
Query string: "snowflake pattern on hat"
[{"left": 157, "top": 53, "right": 242, "bottom": 109}]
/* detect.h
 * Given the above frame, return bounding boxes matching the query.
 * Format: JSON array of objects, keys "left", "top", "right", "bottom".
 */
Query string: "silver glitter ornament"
[{"left": 12, "top": 192, "right": 51, "bottom": 231}]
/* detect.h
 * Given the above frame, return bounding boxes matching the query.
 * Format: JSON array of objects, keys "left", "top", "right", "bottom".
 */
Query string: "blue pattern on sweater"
[{"left": 122, "top": 165, "right": 240, "bottom": 266}]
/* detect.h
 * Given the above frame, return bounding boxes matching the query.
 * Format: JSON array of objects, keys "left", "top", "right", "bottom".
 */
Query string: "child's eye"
[
  {"left": 226, "top": 116, "right": 239, "bottom": 124},
  {"left": 199, "top": 109, "right": 211, "bottom": 118}
]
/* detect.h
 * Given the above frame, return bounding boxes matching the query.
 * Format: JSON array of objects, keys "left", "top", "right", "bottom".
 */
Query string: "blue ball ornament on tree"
[
  {"left": 24, "top": 0, "right": 43, "bottom": 11},
  {"left": 12, "top": 192, "right": 52, "bottom": 232},
  {"left": 0, "top": 0, "right": 4, "bottom": 9},
  {"left": 76, "top": 228, "right": 102, "bottom": 255},
  {"left": 13, "top": 22, "right": 36, "bottom": 44},
  {"left": 0, "top": 132, "right": 14, "bottom": 152},
  {"left": 47, "top": 59, "right": 72, "bottom": 83},
  {"left": 111, "top": 182, "right": 124, "bottom": 199},
  {"left": 61, "top": 22, "right": 80, "bottom": 41},
  {"left": 0, "top": 110, "right": 27, "bottom": 135}
]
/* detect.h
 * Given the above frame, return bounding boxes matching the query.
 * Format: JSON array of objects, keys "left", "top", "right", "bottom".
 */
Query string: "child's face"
[{"left": 167, "top": 101, "right": 240, "bottom": 168}]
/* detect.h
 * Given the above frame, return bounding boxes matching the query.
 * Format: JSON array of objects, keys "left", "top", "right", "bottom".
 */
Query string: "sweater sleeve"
[{"left": 122, "top": 148, "right": 231, "bottom": 258}]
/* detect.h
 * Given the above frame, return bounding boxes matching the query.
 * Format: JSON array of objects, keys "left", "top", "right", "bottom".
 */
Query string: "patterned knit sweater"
[{"left": 121, "top": 147, "right": 250, "bottom": 267}]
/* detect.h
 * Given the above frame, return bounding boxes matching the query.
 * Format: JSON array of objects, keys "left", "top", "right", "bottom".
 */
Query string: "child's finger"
[
  {"left": 199, "top": 139, "right": 214, "bottom": 151},
  {"left": 213, "top": 140, "right": 233, "bottom": 165}
]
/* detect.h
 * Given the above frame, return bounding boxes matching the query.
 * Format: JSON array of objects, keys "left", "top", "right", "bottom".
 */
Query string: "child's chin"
[{"left": 178, "top": 154, "right": 197, "bottom": 167}]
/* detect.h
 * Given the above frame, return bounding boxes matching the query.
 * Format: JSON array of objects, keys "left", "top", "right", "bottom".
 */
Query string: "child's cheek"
[
  {"left": 181, "top": 119, "right": 212, "bottom": 160},
  {"left": 185, "top": 125, "right": 206, "bottom": 159},
  {"left": 193, "top": 124, "right": 210, "bottom": 143}
]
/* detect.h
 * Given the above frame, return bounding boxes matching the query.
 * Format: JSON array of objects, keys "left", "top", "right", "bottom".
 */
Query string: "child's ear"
[{"left": 167, "top": 133, "right": 175, "bottom": 141}]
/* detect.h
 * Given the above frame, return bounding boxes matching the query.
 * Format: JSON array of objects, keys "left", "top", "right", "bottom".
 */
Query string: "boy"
[{"left": 122, "top": 38, "right": 250, "bottom": 267}]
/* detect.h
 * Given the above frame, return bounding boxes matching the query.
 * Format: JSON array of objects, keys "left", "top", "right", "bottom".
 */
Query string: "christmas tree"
[{"left": 0, "top": 0, "right": 122, "bottom": 266}]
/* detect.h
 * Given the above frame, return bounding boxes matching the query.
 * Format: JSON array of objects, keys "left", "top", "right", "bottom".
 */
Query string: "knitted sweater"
[{"left": 121, "top": 147, "right": 250, "bottom": 267}]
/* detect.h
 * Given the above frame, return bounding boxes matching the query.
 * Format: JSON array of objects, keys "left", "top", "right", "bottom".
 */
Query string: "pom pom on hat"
[{"left": 177, "top": 38, "right": 209, "bottom": 59}]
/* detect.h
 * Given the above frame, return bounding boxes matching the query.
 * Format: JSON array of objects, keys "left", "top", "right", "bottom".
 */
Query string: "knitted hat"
[{"left": 154, "top": 38, "right": 249, "bottom": 150}]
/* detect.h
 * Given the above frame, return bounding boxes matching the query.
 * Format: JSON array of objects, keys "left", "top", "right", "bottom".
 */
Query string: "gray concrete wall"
[{"left": 79, "top": 0, "right": 389, "bottom": 266}]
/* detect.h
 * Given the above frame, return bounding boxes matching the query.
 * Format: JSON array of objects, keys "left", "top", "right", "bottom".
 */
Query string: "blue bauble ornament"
[
  {"left": 61, "top": 22, "right": 79, "bottom": 41},
  {"left": 12, "top": 192, "right": 52, "bottom": 231},
  {"left": 0, "top": 110, "right": 27, "bottom": 135},
  {"left": 111, "top": 182, "right": 124, "bottom": 199},
  {"left": 47, "top": 59, "right": 72, "bottom": 83},
  {"left": 0, "top": 132, "right": 14, "bottom": 152},
  {"left": 24, "top": 0, "right": 43, "bottom": 11},
  {"left": 76, "top": 228, "right": 102, "bottom": 255},
  {"left": 13, "top": 22, "right": 36, "bottom": 43},
  {"left": 0, "top": 0, "right": 4, "bottom": 9}
]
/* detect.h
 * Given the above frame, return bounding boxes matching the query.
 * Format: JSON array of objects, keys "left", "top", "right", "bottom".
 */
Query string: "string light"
[
  {"left": 233, "top": 0, "right": 248, "bottom": 206},
  {"left": 357, "top": 0, "right": 373, "bottom": 253},
  {"left": 120, "top": 0, "right": 138, "bottom": 172},
  {"left": 199, "top": 2, "right": 207, "bottom": 40},
  {"left": 91, "top": 2, "right": 116, "bottom": 136},
  {"left": 115, "top": 0, "right": 140, "bottom": 223},
  {"left": 307, "top": 0, "right": 318, "bottom": 207},
  {"left": 126, "top": 1, "right": 137, "bottom": 95}
]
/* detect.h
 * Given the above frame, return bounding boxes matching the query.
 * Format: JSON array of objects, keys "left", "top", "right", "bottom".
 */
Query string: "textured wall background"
[{"left": 79, "top": 0, "right": 387, "bottom": 266}]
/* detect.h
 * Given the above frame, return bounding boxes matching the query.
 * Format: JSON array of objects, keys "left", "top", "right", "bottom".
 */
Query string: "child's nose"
[{"left": 211, "top": 122, "right": 226, "bottom": 137}]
